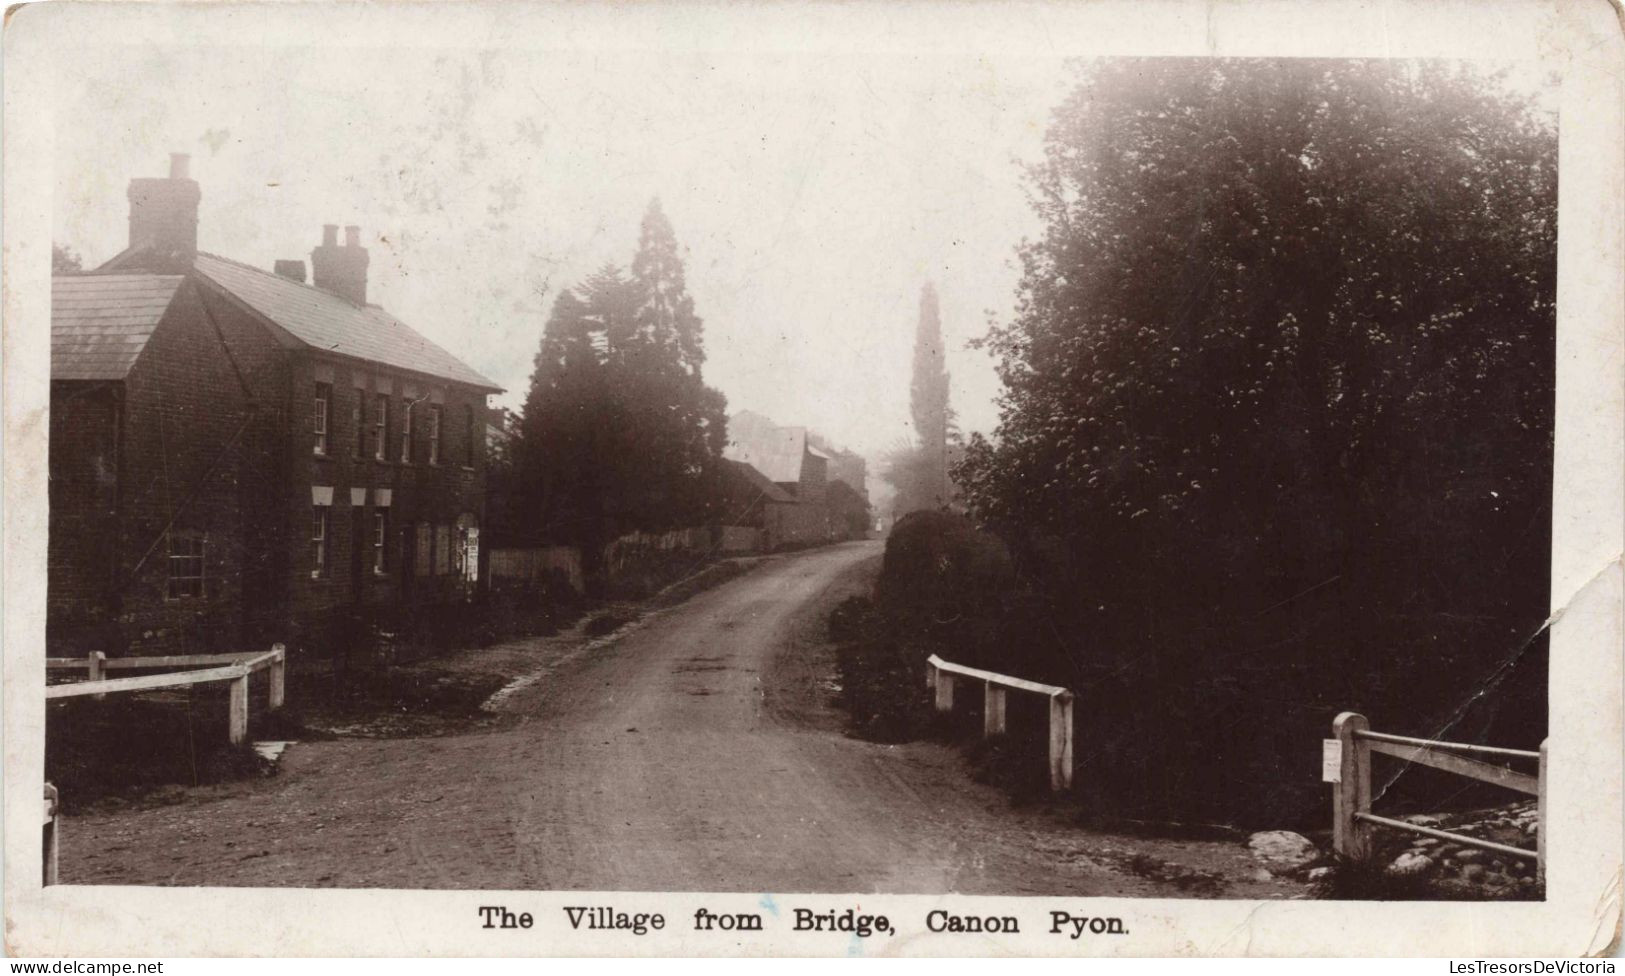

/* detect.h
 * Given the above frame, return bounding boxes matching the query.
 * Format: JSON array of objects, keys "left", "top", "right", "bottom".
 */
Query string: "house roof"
[
  {"left": 193, "top": 253, "right": 501, "bottom": 392},
  {"left": 725, "top": 423, "right": 815, "bottom": 484},
  {"left": 724, "top": 459, "right": 795, "bottom": 504},
  {"left": 51, "top": 274, "right": 185, "bottom": 380}
]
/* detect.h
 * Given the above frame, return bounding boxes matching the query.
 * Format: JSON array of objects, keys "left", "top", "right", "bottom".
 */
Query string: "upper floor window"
[
  {"left": 399, "top": 401, "right": 414, "bottom": 464},
  {"left": 374, "top": 394, "right": 389, "bottom": 461},
  {"left": 166, "top": 532, "right": 205, "bottom": 599},
  {"left": 352, "top": 390, "right": 366, "bottom": 459},
  {"left": 313, "top": 383, "right": 333, "bottom": 456},
  {"left": 428, "top": 404, "right": 443, "bottom": 465}
]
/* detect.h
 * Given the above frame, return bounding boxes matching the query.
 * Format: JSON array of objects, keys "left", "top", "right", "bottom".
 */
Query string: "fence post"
[
  {"left": 1536, "top": 737, "right": 1548, "bottom": 883},
  {"left": 269, "top": 643, "right": 287, "bottom": 711},
  {"left": 42, "top": 783, "right": 59, "bottom": 887},
  {"left": 934, "top": 672, "right": 955, "bottom": 712},
  {"left": 229, "top": 673, "right": 249, "bottom": 745},
  {"left": 1332, "top": 711, "right": 1372, "bottom": 861},
  {"left": 984, "top": 681, "right": 1006, "bottom": 736},
  {"left": 88, "top": 651, "right": 106, "bottom": 700},
  {"left": 1048, "top": 691, "right": 1074, "bottom": 791}
]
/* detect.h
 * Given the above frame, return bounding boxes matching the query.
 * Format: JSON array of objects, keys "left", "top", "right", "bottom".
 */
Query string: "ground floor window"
[
  {"left": 414, "top": 521, "right": 432, "bottom": 577},
  {"left": 311, "top": 506, "right": 329, "bottom": 578},
  {"left": 372, "top": 510, "right": 388, "bottom": 575},
  {"left": 166, "top": 532, "right": 206, "bottom": 599},
  {"left": 435, "top": 524, "right": 451, "bottom": 575}
]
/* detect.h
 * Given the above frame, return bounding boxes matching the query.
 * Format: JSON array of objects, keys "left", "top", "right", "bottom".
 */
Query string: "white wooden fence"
[
  {"left": 926, "top": 654, "right": 1075, "bottom": 791},
  {"left": 46, "top": 644, "right": 287, "bottom": 746},
  {"left": 1329, "top": 711, "right": 1546, "bottom": 881}
]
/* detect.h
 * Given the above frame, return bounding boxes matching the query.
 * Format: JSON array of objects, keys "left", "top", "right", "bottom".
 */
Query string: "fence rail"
[
  {"left": 46, "top": 644, "right": 287, "bottom": 745},
  {"left": 926, "top": 654, "right": 1074, "bottom": 791},
  {"left": 1329, "top": 711, "right": 1546, "bottom": 880}
]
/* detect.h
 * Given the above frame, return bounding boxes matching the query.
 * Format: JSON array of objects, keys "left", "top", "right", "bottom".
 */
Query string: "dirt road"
[{"left": 62, "top": 542, "right": 1294, "bottom": 896}]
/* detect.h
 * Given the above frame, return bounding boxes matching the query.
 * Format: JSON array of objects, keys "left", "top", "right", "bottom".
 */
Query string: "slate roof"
[
  {"left": 194, "top": 253, "right": 500, "bottom": 392},
  {"left": 51, "top": 274, "right": 184, "bottom": 380},
  {"left": 725, "top": 421, "right": 815, "bottom": 485},
  {"left": 723, "top": 459, "right": 795, "bottom": 504}
]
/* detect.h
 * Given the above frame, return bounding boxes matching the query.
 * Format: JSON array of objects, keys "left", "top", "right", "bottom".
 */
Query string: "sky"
[{"left": 51, "top": 44, "right": 1073, "bottom": 467}]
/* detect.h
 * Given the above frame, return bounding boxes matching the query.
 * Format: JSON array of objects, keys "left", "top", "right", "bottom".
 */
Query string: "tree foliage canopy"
[
  {"left": 955, "top": 59, "right": 1556, "bottom": 822},
  {"left": 509, "top": 202, "right": 728, "bottom": 561}
]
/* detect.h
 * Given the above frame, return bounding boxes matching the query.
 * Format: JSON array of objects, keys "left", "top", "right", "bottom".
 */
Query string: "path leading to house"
[{"left": 61, "top": 541, "right": 1297, "bottom": 896}]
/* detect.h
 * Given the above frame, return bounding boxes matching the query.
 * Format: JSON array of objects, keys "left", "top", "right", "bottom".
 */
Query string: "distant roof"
[
  {"left": 724, "top": 459, "right": 795, "bottom": 504},
  {"left": 193, "top": 253, "right": 501, "bottom": 392},
  {"left": 725, "top": 423, "right": 814, "bottom": 484},
  {"left": 51, "top": 274, "right": 184, "bottom": 380}
]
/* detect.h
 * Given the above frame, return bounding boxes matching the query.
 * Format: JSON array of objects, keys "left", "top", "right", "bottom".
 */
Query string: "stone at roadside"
[
  {"left": 1247, "top": 831, "right": 1319, "bottom": 870},
  {"left": 1250, "top": 868, "right": 1273, "bottom": 882},
  {"left": 1388, "top": 852, "right": 1435, "bottom": 877},
  {"left": 1454, "top": 848, "right": 1486, "bottom": 865},
  {"left": 1461, "top": 864, "right": 1487, "bottom": 882},
  {"left": 1307, "top": 867, "right": 1333, "bottom": 882}
]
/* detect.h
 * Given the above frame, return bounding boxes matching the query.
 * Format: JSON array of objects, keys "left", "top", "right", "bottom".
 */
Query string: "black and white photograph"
[{"left": 4, "top": 0, "right": 1621, "bottom": 959}]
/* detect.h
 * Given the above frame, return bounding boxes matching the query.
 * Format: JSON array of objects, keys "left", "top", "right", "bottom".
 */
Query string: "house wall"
[
  {"left": 284, "top": 352, "right": 488, "bottom": 650},
  {"left": 96, "top": 279, "right": 286, "bottom": 656},
  {"left": 46, "top": 382, "right": 121, "bottom": 651}
]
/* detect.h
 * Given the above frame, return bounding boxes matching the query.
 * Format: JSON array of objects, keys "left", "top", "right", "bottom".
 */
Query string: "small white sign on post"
[{"left": 1322, "top": 739, "right": 1343, "bottom": 783}]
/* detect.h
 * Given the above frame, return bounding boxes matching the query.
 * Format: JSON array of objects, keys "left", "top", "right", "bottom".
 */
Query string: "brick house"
[{"left": 48, "top": 154, "right": 501, "bottom": 658}]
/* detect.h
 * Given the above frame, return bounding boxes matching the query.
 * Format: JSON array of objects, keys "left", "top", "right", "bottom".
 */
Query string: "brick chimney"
[
  {"left": 310, "top": 223, "right": 369, "bottom": 305},
  {"left": 273, "top": 260, "right": 306, "bottom": 283},
  {"left": 126, "top": 153, "right": 200, "bottom": 272}
]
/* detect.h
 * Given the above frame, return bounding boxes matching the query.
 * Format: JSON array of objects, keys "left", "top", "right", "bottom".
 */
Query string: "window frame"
[
  {"left": 399, "top": 401, "right": 414, "bottom": 464},
  {"left": 311, "top": 506, "right": 329, "bottom": 578},
  {"left": 165, "top": 532, "right": 206, "bottom": 600},
  {"left": 352, "top": 388, "right": 366, "bottom": 459},
  {"left": 428, "top": 404, "right": 443, "bottom": 465},
  {"left": 373, "top": 394, "right": 389, "bottom": 462},
  {"left": 313, "top": 382, "right": 333, "bottom": 456},
  {"left": 372, "top": 510, "right": 388, "bottom": 575}
]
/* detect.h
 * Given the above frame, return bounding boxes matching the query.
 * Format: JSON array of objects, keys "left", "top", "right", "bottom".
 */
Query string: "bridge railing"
[
  {"left": 1329, "top": 711, "right": 1546, "bottom": 881},
  {"left": 926, "top": 654, "right": 1074, "bottom": 791},
  {"left": 46, "top": 644, "right": 287, "bottom": 745}
]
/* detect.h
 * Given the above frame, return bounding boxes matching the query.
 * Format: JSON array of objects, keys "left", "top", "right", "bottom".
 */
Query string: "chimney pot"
[
  {"left": 344, "top": 225, "right": 360, "bottom": 248},
  {"left": 322, "top": 224, "right": 338, "bottom": 247},
  {"left": 169, "top": 153, "right": 190, "bottom": 180}
]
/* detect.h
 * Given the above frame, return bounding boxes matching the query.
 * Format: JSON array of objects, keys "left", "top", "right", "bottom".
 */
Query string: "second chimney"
[
  {"left": 310, "top": 223, "right": 369, "bottom": 305},
  {"left": 126, "top": 152, "right": 200, "bottom": 271}
]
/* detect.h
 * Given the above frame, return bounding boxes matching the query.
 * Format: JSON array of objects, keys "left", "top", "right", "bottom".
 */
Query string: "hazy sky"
[{"left": 52, "top": 44, "right": 1072, "bottom": 464}]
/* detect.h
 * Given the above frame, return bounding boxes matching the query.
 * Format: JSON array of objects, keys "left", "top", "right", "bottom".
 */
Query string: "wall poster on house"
[{"left": 2, "top": 0, "right": 1622, "bottom": 964}]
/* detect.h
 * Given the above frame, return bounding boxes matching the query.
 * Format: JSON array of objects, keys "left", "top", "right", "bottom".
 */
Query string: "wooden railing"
[
  {"left": 46, "top": 644, "right": 287, "bottom": 745},
  {"left": 1329, "top": 711, "right": 1546, "bottom": 881},
  {"left": 926, "top": 654, "right": 1075, "bottom": 791}
]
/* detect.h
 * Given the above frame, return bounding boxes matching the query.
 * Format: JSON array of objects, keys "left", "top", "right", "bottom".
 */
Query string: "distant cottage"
[
  {"left": 48, "top": 154, "right": 502, "bottom": 658},
  {"left": 721, "top": 409, "right": 868, "bottom": 549}
]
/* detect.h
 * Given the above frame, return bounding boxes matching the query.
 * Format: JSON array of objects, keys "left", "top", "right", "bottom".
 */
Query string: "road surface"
[{"left": 62, "top": 542, "right": 1286, "bottom": 895}]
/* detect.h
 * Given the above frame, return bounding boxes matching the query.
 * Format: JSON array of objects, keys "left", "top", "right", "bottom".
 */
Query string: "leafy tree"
[
  {"left": 958, "top": 59, "right": 1556, "bottom": 822},
  {"left": 512, "top": 207, "right": 728, "bottom": 582},
  {"left": 52, "top": 244, "right": 83, "bottom": 273}
]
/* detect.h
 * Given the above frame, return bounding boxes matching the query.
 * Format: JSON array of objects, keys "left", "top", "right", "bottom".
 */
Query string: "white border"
[{"left": 4, "top": 0, "right": 1621, "bottom": 957}]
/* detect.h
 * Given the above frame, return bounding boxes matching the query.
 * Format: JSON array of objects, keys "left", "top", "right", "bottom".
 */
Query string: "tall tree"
[
  {"left": 888, "top": 282, "right": 956, "bottom": 515},
  {"left": 631, "top": 199, "right": 706, "bottom": 378},
  {"left": 513, "top": 216, "right": 729, "bottom": 581}
]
